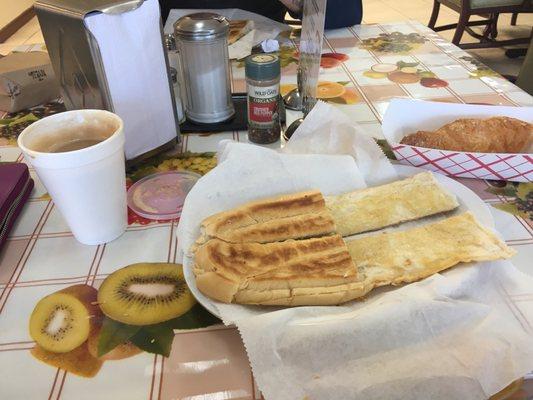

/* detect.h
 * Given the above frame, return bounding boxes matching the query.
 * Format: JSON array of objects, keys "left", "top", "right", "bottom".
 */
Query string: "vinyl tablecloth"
[{"left": 0, "top": 20, "right": 532, "bottom": 400}]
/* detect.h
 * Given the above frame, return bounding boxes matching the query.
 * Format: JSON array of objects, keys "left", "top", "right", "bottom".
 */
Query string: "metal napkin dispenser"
[{"left": 34, "top": 0, "right": 179, "bottom": 161}]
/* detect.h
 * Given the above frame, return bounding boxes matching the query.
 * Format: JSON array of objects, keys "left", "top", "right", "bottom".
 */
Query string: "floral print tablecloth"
[{"left": 1, "top": 20, "right": 532, "bottom": 400}]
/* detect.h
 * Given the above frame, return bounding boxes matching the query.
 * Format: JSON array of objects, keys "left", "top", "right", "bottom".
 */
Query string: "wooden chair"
[{"left": 428, "top": 0, "right": 532, "bottom": 49}]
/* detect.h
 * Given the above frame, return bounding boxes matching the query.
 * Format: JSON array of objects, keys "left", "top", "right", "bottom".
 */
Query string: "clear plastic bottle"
[
  {"left": 165, "top": 34, "right": 185, "bottom": 123},
  {"left": 169, "top": 68, "right": 185, "bottom": 123},
  {"left": 245, "top": 54, "right": 281, "bottom": 144}
]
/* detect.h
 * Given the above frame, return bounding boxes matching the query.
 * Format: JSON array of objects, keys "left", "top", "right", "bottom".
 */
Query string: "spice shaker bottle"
[
  {"left": 174, "top": 13, "right": 235, "bottom": 124},
  {"left": 245, "top": 54, "right": 281, "bottom": 144}
]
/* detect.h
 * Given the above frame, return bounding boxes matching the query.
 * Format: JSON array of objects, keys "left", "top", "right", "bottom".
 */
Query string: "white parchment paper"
[
  {"left": 176, "top": 102, "right": 533, "bottom": 399},
  {"left": 177, "top": 101, "right": 395, "bottom": 263},
  {"left": 177, "top": 142, "right": 366, "bottom": 262},
  {"left": 283, "top": 101, "right": 397, "bottom": 185},
  {"left": 237, "top": 260, "right": 533, "bottom": 400}
]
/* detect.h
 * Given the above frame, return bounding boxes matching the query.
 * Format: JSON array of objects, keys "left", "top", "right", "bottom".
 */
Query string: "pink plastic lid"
[{"left": 127, "top": 171, "right": 200, "bottom": 220}]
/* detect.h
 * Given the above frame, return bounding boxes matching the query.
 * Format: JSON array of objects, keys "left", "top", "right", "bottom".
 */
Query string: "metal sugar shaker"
[{"left": 174, "top": 13, "right": 235, "bottom": 124}]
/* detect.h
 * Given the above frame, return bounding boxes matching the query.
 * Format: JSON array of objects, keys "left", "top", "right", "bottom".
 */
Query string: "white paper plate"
[{"left": 183, "top": 165, "right": 494, "bottom": 318}]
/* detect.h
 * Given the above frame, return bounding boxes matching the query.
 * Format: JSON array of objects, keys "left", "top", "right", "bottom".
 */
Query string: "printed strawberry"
[
  {"left": 320, "top": 57, "right": 341, "bottom": 68},
  {"left": 420, "top": 77, "right": 449, "bottom": 88},
  {"left": 321, "top": 52, "right": 349, "bottom": 61}
]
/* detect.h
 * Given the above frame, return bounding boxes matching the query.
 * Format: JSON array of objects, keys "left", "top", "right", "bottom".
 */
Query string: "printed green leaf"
[
  {"left": 130, "top": 324, "right": 175, "bottom": 357},
  {"left": 98, "top": 317, "right": 141, "bottom": 357},
  {"left": 485, "top": 185, "right": 517, "bottom": 197},
  {"left": 128, "top": 166, "right": 159, "bottom": 183},
  {"left": 516, "top": 183, "right": 533, "bottom": 201},
  {"left": 0, "top": 113, "right": 38, "bottom": 126},
  {"left": 166, "top": 303, "right": 221, "bottom": 330},
  {"left": 396, "top": 60, "right": 419, "bottom": 68},
  {"left": 492, "top": 203, "right": 529, "bottom": 219},
  {"left": 280, "top": 58, "right": 296, "bottom": 68},
  {"left": 324, "top": 97, "right": 347, "bottom": 105},
  {"left": 97, "top": 304, "right": 221, "bottom": 358},
  {"left": 338, "top": 81, "right": 351, "bottom": 86},
  {"left": 376, "top": 139, "right": 397, "bottom": 160},
  {"left": 0, "top": 117, "right": 20, "bottom": 125}
]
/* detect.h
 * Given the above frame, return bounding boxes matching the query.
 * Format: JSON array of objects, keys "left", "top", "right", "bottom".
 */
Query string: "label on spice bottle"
[{"left": 247, "top": 83, "right": 279, "bottom": 127}]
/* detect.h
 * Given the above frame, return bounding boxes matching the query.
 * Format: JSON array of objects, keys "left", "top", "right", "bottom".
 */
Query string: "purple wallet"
[{"left": 0, "top": 163, "right": 34, "bottom": 250}]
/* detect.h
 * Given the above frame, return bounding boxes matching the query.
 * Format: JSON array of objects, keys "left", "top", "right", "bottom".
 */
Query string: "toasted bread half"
[
  {"left": 325, "top": 172, "right": 459, "bottom": 237},
  {"left": 194, "top": 234, "right": 366, "bottom": 306},
  {"left": 347, "top": 211, "right": 514, "bottom": 288},
  {"left": 196, "top": 190, "right": 336, "bottom": 246}
]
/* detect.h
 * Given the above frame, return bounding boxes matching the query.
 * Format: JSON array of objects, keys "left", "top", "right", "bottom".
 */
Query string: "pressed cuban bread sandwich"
[{"left": 192, "top": 173, "right": 513, "bottom": 306}]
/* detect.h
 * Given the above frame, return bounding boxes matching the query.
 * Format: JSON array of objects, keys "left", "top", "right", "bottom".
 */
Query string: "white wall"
[{"left": 0, "top": 0, "right": 34, "bottom": 30}]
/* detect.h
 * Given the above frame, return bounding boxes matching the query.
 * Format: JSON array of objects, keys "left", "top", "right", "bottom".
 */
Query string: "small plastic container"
[{"left": 127, "top": 171, "right": 200, "bottom": 220}]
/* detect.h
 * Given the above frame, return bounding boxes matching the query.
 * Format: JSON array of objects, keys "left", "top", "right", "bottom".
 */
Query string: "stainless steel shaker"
[
  {"left": 34, "top": 0, "right": 180, "bottom": 162},
  {"left": 174, "top": 13, "right": 235, "bottom": 124}
]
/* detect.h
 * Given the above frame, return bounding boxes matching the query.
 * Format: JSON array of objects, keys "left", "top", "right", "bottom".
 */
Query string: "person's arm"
[
  {"left": 279, "top": 0, "right": 363, "bottom": 29},
  {"left": 278, "top": 0, "right": 303, "bottom": 13}
]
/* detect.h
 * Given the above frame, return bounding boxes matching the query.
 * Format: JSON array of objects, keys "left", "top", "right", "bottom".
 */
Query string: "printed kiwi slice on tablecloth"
[{"left": 28, "top": 263, "right": 220, "bottom": 377}]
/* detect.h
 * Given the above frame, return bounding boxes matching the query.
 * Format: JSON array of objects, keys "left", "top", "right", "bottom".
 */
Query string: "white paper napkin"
[{"left": 85, "top": 0, "right": 177, "bottom": 160}]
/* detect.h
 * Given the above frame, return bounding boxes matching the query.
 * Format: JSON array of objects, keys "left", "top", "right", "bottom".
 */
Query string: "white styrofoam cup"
[{"left": 18, "top": 109, "right": 127, "bottom": 245}]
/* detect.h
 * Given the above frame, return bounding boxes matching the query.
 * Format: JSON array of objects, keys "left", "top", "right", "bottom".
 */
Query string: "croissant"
[{"left": 400, "top": 116, "right": 532, "bottom": 153}]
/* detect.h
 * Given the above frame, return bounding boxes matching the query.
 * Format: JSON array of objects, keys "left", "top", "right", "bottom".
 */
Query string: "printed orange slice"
[
  {"left": 316, "top": 81, "right": 346, "bottom": 99},
  {"left": 363, "top": 70, "right": 387, "bottom": 79},
  {"left": 339, "top": 87, "right": 360, "bottom": 104},
  {"left": 387, "top": 71, "right": 421, "bottom": 84},
  {"left": 400, "top": 66, "right": 418, "bottom": 74},
  {"left": 280, "top": 83, "right": 298, "bottom": 97},
  {"left": 418, "top": 71, "right": 436, "bottom": 78}
]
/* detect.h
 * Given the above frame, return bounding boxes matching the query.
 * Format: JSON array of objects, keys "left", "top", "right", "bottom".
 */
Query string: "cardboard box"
[{"left": 0, "top": 51, "right": 59, "bottom": 113}]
